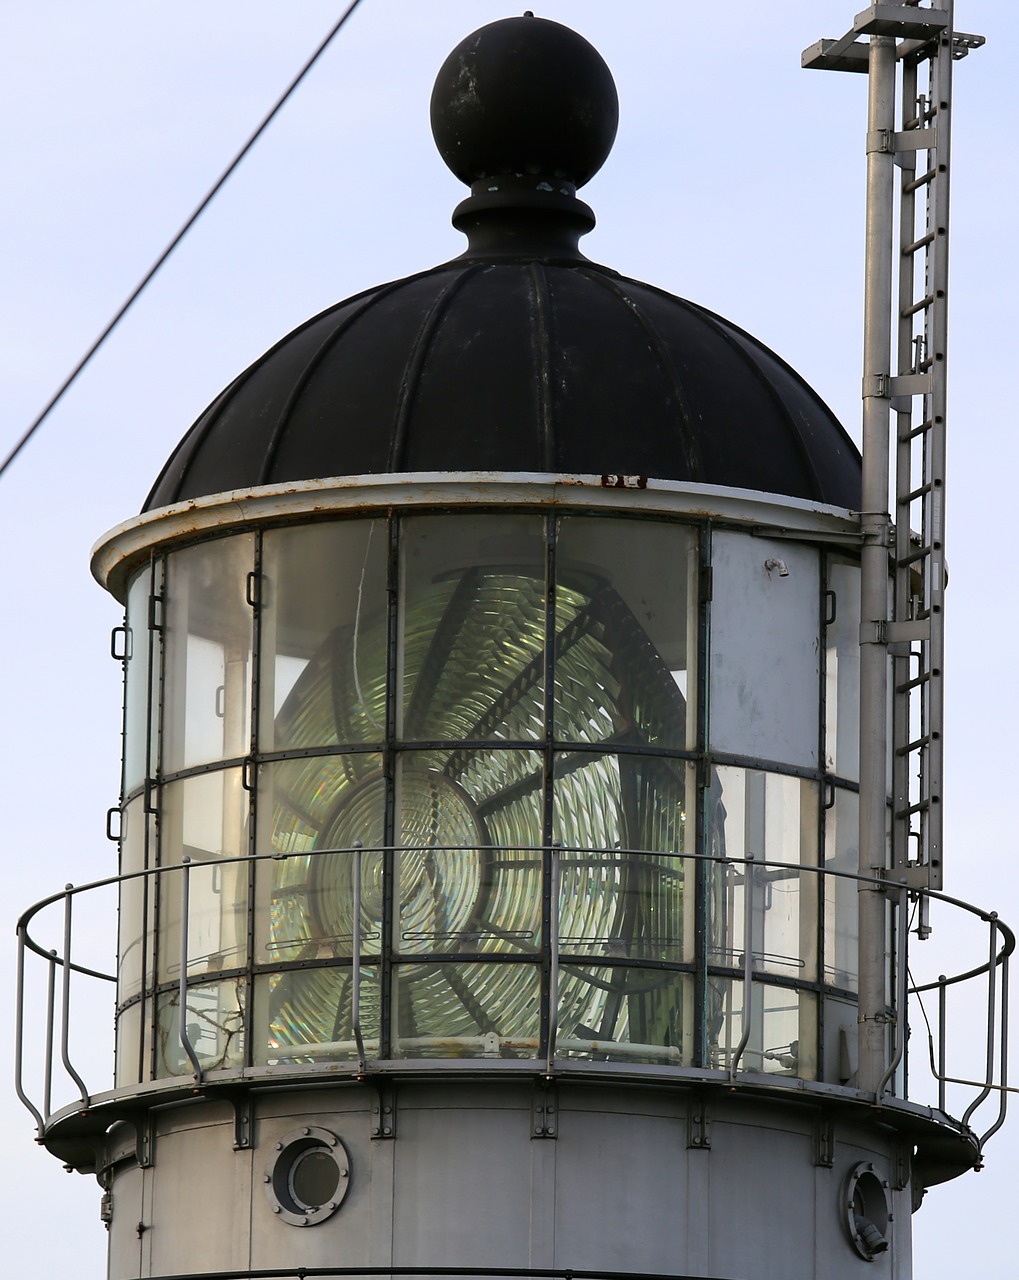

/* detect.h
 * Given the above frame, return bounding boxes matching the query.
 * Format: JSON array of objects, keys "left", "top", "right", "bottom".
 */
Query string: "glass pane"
[
  {"left": 396, "top": 749, "right": 543, "bottom": 958},
  {"left": 123, "top": 565, "right": 158, "bottom": 795},
  {"left": 555, "top": 517, "right": 696, "bottom": 751},
  {"left": 825, "top": 559, "right": 861, "bottom": 780},
  {"left": 824, "top": 787, "right": 860, "bottom": 991},
  {"left": 709, "top": 532, "right": 820, "bottom": 768},
  {"left": 118, "top": 798, "right": 155, "bottom": 999},
  {"left": 556, "top": 966, "right": 690, "bottom": 1066},
  {"left": 162, "top": 536, "right": 254, "bottom": 773},
  {"left": 157, "top": 770, "right": 249, "bottom": 984},
  {"left": 707, "top": 767, "right": 819, "bottom": 982},
  {"left": 392, "top": 961, "right": 541, "bottom": 1059},
  {"left": 155, "top": 978, "right": 245, "bottom": 1078},
  {"left": 255, "top": 966, "right": 380, "bottom": 1065},
  {"left": 115, "top": 1001, "right": 142, "bottom": 1088},
  {"left": 259, "top": 521, "right": 387, "bottom": 752},
  {"left": 558, "top": 851, "right": 688, "bottom": 963},
  {"left": 712, "top": 978, "right": 816, "bottom": 1079},
  {"left": 255, "top": 755, "right": 383, "bottom": 965},
  {"left": 554, "top": 752, "right": 693, "bottom": 855},
  {"left": 400, "top": 514, "right": 547, "bottom": 742}
]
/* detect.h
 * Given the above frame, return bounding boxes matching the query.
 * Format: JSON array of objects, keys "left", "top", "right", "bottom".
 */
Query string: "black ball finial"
[{"left": 430, "top": 15, "right": 618, "bottom": 189}]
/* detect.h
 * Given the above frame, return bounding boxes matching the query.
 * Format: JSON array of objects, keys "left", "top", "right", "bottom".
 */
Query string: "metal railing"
[
  {"left": 132, "top": 1267, "right": 736, "bottom": 1280},
  {"left": 14, "top": 845, "right": 1012, "bottom": 1153}
]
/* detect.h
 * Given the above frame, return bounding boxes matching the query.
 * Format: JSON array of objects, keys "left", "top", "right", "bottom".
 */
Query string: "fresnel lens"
[{"left": 262, "top": 515, "right": 694, "bottom": 1065}]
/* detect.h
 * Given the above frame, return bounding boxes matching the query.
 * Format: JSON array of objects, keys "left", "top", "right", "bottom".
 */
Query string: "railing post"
[
  {"left": 938, "top": 973, "right": 947, "bottom": 1114},
  {"left": 352, "top": 841, "right": 366, "bottom": 1076},
  {"left": 13, "top": 925, "right": 45, "bottom": 1132},
  {"left": 730, "top": 855, "right": 755, "bottom": 1079},
  {"left": 44, "top": 948, "right": 58, "bottom": 1120},
  {"left": 962, "top": 914, "right": 999, "bottom": 1130},
  {"left": 60, "top": 885, "right": 91, "bottom": 1108},
  {"left": 545, "top": 842, "right": 561, "bottom": 1076},
  {"left": 178, "top": 858, "right": 204, "bottom": 1084}
]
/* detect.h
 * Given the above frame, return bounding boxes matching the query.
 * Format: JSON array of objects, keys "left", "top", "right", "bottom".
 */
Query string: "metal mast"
[{"left": 804, "top": 1, "right": 983, "bottom": 1091}]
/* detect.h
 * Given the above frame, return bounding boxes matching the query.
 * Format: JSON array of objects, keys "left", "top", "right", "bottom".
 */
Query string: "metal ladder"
[{"left": 804, "top": 4, "right": 983, "bottom": 937}]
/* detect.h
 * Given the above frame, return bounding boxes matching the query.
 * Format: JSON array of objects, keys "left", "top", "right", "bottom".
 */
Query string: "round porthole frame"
[
  {"left": 264, "top": 1126, "right": 351, "bottom": 1226},
  {"left": 844, "top": 1161, "right": 891, "bottom": 1261}
]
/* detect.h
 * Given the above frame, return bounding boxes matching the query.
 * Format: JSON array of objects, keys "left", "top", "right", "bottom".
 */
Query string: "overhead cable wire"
[{"left": 0, "top": 0, "right": 367, "bottom": 483}]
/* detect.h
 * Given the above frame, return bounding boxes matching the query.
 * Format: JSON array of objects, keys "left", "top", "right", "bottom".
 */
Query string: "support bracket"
[
  {"left": 813, "top": 1110, "right": 836, "bottom": 1168},
  {"left": 371, "top": 1082, "right": 397, "bottom": 1139},
  {"left": 687, "top": 1094, "right": 711, "bottom": 1150},
  {"left": 227, "top": 1090, "right": 254, "bottom": 1151},
  {"left": 531, "top": 1078, "right": 558, "bottom": 1139}
]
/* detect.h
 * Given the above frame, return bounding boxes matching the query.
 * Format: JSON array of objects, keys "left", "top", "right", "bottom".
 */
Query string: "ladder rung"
[
  {"left": 895, "top": 800, "right": 931, "bottom": 820},
  {"left": 897, "top": 546, "right": 932, "bottom": 567},
  {"left": 904, "top": 107, "right": 938, "bottom": 129},
  {"left": 896, "top": 672, "right": 930, "bottom": 694},
  {"left": 904, "top": 416, "right": 934, "bottom": 441},
  {"left": 903, "top": 230, "right": 936, "bottom": 255},
  {"left": 904, "top": 167, "right": 937, "bottom": 194},
  {"left": 908, "top": 481, "right": 934, "bottom": 502},
  {"left": 902, "top": 291, "right": 935, "bottom": 318}
]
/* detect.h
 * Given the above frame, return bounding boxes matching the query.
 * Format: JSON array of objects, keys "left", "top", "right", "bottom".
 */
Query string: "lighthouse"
[{"left": 14, "top": 10, "right": 1010, "bottom": 1279}]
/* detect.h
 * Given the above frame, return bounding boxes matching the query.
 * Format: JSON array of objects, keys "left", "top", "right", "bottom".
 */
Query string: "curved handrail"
[{"left": 14, "top": 843, "right": 1013, "bottom": 1149}]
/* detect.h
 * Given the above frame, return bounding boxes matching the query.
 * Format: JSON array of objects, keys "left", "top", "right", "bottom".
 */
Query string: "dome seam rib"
[
  {"left": 662, "top": 292, "right": 827, "bottom": 501},
  {"left": 388, "top": 264, "right": 487, "bottom": 472},
  {"left": 256, "top": 276, "right": 434, "bottom": 487},
  {"left": 143, "top": 375, "right": 243, "bottom": 509},
  {"left": 527, "top": 262, "right": 557, "bottom": 471},
  {"left": 575, "top": 265, "right": 705, "bottom": 481}
]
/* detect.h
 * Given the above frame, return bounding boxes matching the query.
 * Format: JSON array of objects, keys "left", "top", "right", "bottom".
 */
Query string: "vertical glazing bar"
[
  {"left": 381, "top": 517, "right": 399, "bottom": 1058},
  {"left": 178, "top": 858, "right": 204, "bottom": 1084},
  {"left": 545, "top": 841, "right": 561, "bottom": 1076},
  {"left": 244, "top": 532, "right": 262, "bottom": 1070},
  {"left": 694, "top": 524, "right": 713, "bottom": 1068},
  {"left": 729, "top": 855, "right": 755, "bottom": 1079},
  {"left": 352, "top": 842, "right": 366, "bottom": 1075},
  {"left": 858, "top": 33, "right": 898, "bottom": 1095},
  {"left": 540, "top": 515, "right": 557, "bottom": 1061},
  {"left": 938, "top": 972, "right": 947, "bottom": 1113},
  {"left": 13, "top": 925, "right": 45, "bottom": 1131},
  {"left": 43, "top": 948, "right": 58, "bottom": 1119},
  {"left": 60, "top": 887, "right": 91, "bottom": 1107},
  {"left": 962, "top": 915, "right": 998, "bottom": 1129}
]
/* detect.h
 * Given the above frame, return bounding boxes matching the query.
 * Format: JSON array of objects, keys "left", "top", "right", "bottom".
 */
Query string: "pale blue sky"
[{"left": 2, "top": 3, "right": 1015, "bottom": 1275}]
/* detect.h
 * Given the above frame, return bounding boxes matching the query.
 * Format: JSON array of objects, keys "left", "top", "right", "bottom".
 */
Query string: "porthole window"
[
  {"left": 264, "top": 1127, "right": 350, "bottom": 1226},
  {"left": 844, "top": 1162, "right": 891, "bottom": 1260}
]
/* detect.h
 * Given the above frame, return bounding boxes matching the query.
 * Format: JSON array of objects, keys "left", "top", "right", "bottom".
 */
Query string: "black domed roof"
[{"left": 144, "top": 16, "right": 860, "bottom": 513}]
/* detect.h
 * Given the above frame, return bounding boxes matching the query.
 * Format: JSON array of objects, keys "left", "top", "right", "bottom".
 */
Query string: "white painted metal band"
[{"left": 92, "top": 471, "right": 861, "bottom": 599}]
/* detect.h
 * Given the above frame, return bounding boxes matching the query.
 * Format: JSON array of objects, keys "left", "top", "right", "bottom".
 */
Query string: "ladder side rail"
[
  {"left": 892, "top": 47, "right": 921, "bottom": 895},
  {"left": 920, "top": 16, "right": 953, "bottom": 893}
]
